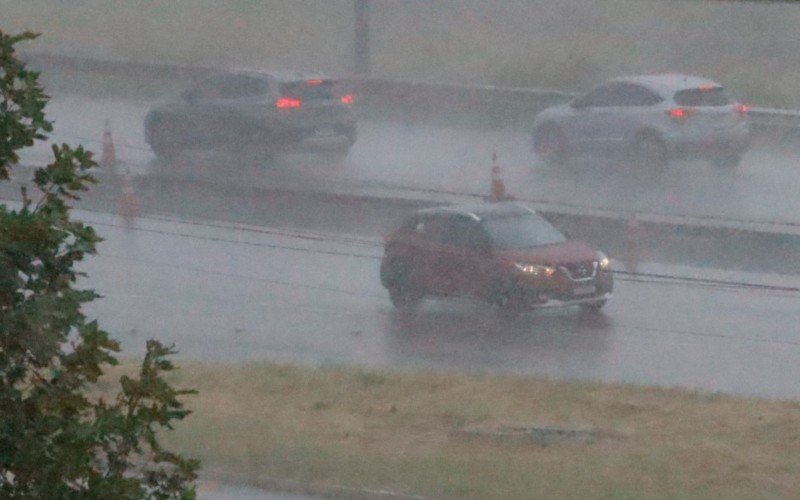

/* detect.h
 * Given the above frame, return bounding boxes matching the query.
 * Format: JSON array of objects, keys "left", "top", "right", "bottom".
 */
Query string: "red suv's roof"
[{"left": 416, "top": 201, "right": 535, "bottom": 221}]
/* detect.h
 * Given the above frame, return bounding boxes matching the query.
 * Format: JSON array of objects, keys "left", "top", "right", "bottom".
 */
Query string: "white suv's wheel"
[
  {"left": 633, "top": 134, "right": 668, "bottom": 169},
  {"left": 533, "top": 124, "right": 568, "bottom": 165}
]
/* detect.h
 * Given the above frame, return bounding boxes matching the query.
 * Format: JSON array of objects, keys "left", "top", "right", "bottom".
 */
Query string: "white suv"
[{"left": 532, "top": 74, "right": 750, "bottom": 168}]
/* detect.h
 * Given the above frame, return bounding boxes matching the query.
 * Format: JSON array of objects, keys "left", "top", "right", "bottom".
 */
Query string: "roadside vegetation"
[
  {"left": 0, "top": 30, "right": 197, "bottom": 497},
  {"left": 154, "top": 361, "right": 800, "bottom": 499},
  {"left": 2, "top": 0, "right": 800, "bottom": 107}
]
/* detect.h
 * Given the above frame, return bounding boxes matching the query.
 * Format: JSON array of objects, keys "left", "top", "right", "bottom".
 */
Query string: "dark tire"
[
  {"left": 533, "top": 124, "right": 568, "bottom": 165},
  {"left": 381, "top": 258, "right": 423, "bottom": 310},
  {"left": 149, "top": 126, "right": 181, "bottom": 163},
  {"left": 388, "top": 286, "right": 423, "bottom": 310},
  {"left": 145, "top": 113, "right": 182, "bottom": 163},
  {"left": 495, "top": 287, "right": 527, "bottom": 319},
  {"left": 319, "top": 147, "right": 351, "bottom": 167},
  {"left": 711, "top": 155, "right": 741, "bottom": 168},
  {"left": 580, "top": 299, "right": 607, "bottom": 311},
  {"left": 632, "top": 134, "right": 668, "bottom": 169}
]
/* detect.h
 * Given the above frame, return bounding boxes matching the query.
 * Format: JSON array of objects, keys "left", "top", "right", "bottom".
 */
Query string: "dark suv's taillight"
[
  {"left": 276, "top": 97, "right": 302, "bottom": 109},
  {"left": 667, "top": 107, "right": 695, "bottom": 123}
]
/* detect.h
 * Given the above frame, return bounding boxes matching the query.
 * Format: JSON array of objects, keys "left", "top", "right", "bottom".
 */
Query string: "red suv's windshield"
[{"left": 481, "top": 214, "right": 567, "bottom": 250}]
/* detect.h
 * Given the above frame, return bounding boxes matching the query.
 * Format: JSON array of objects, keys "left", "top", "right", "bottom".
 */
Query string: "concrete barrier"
[
  {"left": 22, "top": 51, "right": 800, "bottom": 139},
  {"left": 2, "top": 167, "right": 798, "bottom": 275}
]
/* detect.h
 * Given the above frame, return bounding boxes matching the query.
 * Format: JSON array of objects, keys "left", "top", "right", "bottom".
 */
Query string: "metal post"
[{"left": 354, "top": 0, "right": 370, "bottom": 75}]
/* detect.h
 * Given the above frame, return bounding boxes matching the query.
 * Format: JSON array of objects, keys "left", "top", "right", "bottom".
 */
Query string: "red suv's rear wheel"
[
  {"left": 381, "top": 257, "right": 424, "bottom": 310},
  {"left": 388, "top": 287, "right": 423, "bottom": 309},
  {"left": 632, "top": 134, "right": 668, "bottom": 169}
]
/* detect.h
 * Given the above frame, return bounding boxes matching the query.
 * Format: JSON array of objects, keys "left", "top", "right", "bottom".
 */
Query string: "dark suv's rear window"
[
  {"left": 674, "top": 87, "right": 730, "bottom": 107},
  {"left": 281, "top": 80, "right": 334, "bottom": 101}
]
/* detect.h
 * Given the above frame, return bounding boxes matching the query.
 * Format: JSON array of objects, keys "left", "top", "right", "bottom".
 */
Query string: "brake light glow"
[
  {"left": 340, "top": 94, "right": 354, "bottom": 105},
  {"left": 306, "top": 79, "right": 323, "bottom": 86},
  {"left": 275, "top": 97, "right": 302, "bottom": 109},
  {"left": 735, "top": 103, "right": 749, "bottom": 116},
  {"left": 667, "top": 107, "right": 694, "bottom": 122}
]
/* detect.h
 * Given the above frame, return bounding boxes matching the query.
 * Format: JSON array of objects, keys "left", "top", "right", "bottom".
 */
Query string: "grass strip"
[{"left": 102, "top": 362, "right": 800, "bottom": 499}]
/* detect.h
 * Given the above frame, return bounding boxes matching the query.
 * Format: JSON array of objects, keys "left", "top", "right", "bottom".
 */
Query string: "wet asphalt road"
[
  {"left": 11, "top": 93, "right": 800, "bottom": 399},
  {"left": 76, "top": 210, "right": 800, "bottom": 400},
  {"left": 23, "top": 95, "right": 800, "bottom": 226}
]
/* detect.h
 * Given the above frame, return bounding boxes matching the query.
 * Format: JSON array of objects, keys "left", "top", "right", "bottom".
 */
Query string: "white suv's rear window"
[{"left": 674, "top": 87, "right": 730, "bottom": 107}]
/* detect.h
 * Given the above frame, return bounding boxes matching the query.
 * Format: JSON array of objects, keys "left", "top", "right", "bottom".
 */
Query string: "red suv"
[{"left": 380, "top": 202, "right": 613, "bottom": 314}]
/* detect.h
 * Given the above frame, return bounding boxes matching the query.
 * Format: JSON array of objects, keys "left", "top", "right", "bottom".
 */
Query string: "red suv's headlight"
[{"left": 515, "top": 263, "right": 556, "bottom": 277}]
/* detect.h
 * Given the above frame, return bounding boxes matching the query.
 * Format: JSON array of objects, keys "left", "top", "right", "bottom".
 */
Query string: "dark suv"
[
  {"left": 144, "top": 70, "right": 357, "bottom": 161},
  {"left": 380, "top": 202, "right": 613, "bottom": 314}
]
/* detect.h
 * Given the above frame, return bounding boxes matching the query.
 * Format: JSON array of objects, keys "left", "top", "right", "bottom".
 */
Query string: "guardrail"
[
  {"left": 22, "top": 51, "right": 800, "bottom": 136},
  {"left": 748, "top": 106, "right": 800, "bottom": 130}
]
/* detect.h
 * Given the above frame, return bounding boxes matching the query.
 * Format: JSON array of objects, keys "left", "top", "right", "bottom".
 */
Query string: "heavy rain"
[{"left": 2, "top": 1, "right": 800, "bottom": 498}]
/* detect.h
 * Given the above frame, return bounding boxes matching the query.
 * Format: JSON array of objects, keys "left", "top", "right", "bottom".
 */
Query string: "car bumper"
[
  {"left": 530, "top": 292, "right": 612, "bottom": 309},
  {"left": 290, "top": 134, "right": 354, "bottom": 152},
  {"left": 666, "top": 124, "right": 751, "bottom": 158},
  {"left": 281, "top": 122, "right": 357, "bottom": 153},
  {"left": 514, "top": 270, "right": 613, "bottom": 309}
]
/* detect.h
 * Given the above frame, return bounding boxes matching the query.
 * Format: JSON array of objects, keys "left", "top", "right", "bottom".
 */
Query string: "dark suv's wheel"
[
  {"left": 151, "top": 130, "right": 181, "bottom": 162},
  {"left": 319, "top": 145, "right": 352, "bottom": 166},
  {"left": 533, "top": 124, "right": 568, "bottom": 165},
  {"left": 632, "top": 133, "right": 668, "bottom": 169},
  {"left": 146, "top": 115, "right": 181, "bottom": 162}
]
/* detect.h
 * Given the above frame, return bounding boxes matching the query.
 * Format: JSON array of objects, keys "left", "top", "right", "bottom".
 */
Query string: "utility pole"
[{"left": 354, "top": 0, "right": 370, "bottom": 75}]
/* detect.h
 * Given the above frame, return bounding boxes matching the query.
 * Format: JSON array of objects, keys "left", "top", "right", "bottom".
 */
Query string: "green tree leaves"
[{"left": 0, "top": 30, "right": 198, "bottom": 498}]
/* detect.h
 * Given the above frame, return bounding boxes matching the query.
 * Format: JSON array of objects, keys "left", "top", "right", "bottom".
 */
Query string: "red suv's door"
[
  {"left": 406, "top": 216, "right": 448, "bottom": 293},
  {"left": 434, "top": 216, "right": 495, "bottom": 297}
]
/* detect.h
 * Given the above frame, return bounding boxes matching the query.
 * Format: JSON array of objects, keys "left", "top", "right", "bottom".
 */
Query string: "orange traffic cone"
[
  {"left": 100, "top": 119, "right": 116, "bottom": 168},
  {"left": 117, "top": 172, "right": 139, "bottom": 225},
  {"left": 489, "top": 151, "right": 507, "bottom": 201}
]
